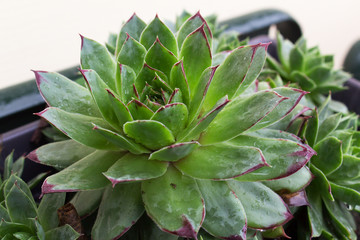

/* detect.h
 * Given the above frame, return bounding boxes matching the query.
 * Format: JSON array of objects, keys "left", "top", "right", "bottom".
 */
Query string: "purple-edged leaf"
[
  {"left": 197, "top": 180, "right": 246, "bottom": 240},
  {"left": 150, "top": 103, "right": 188, "bottom": 137},
  {"left": 38, "top": 193, "right": 66, "bottom": 231},
  {"left": 330, "top": 182, "right": 360, "bottom": 206},
  {"left": 92, "top": 124, "right": 150, "bottom": 154},
  {"left": 263, "top": 166, "right": 313, "bottom": 193},
  {"left": 168, "top": 88, "right": 183, "bottom": 104},
  {"left": 149, "top": 141, "right": 200, "bottom": 162},
  {"left": 179, "top": 96, "right": 229, "bottom": 142},
  {"left": 81, "top": 69, "right": 123, "bottom": 130},
  {"left": 70, "top": 189, "right": 104, "bottom": 217},
  {"left": 328, "top": 155, "right": 360, "bottom": 181},
  {"left": 118, "top": 34, "right": 147, "bottom": 75},
  {"left": 246, "top": 87, "right": 307, "bottom": 132},
  {"left": 44, "top": 224, "right": 80, "bottom": 240},
  {"left": 187, "top": 66, "right": 217, "bottom": 123},
  {"left": 312, "top": 136, "right": 343, "bottom": 175},
  {"left": 140, "top": 15, "right": 178, "bottom": 55},
  {"left": 233, "top": 134, "right": 315, "bottom": 181},
  {"left": 103, "top": 153, "right": 168, "bottom": 185},
  {"left": 151, "top": 73, "right": 173, "bottom": 92},
  {"left": 127, "top": 99, "right": 154, "bottom": 120},
  {"left": 310, "top": 164, "right": 334, "bottom": 201},
  {"left": 80, "top": 35, "right": 116, "bottom": 91},
  {"left": 34, "top": 71, "right": 100, "bottom": 117},
  {"left": 36, "top": 107, "right": 120, "bottom": 150},
  {"left": 135, "top": 64, "right": 168, "bottom": 93},
  {"left": 106, "top": 88, "right": 133, "bottom": 126},
  {"left": 92, "top": 184, "right": 144, "bottom": 240},
  {"left": 169, "top": 61, "right": 190, "bottom": 106},
  {"left": 115, "top": 13, "right": 147, "bottom": 56},
  {"left": 228, "top": 181, "right": 293, "bottom": 229},
  {"left": 175, "top": 143, "right": 267, "bottom": 180},
  {"left": 123, "top": 120, "right": 175, "bottom": 150},
  {"left": 5, "top": 184, "right": 37, "bottom": 225},
  {"left": 42, "top": 151, "right": 123, "bottom": 193},
  {"left": 142, "top": 166, "right": 204, "bottom": 239},
  {"left": 145, "top": 96, "right": 162, "bottom": 112},
  {"left": 202, "top": 43, "right": 268, "bottom": 112},
  {"left": 201, "top": 90, "right": 287, "bottom": 144},
  {"left": 177, "top": 11, "right": 212, "bottom": 50},
  {"left": 115, "top": 64, "right": 137, "bottom": 104},
  {"left": 262, "top": 226, "right": 289, "bottom": 239},
  {"left": 145, "top": 38, "right": 178, "bottom": 79},
  {"left": 180, "top": 24, "right": 212, "bottom": 93},
  {"left": 27, "top": 140, "right": 95, "bottom": 169}
]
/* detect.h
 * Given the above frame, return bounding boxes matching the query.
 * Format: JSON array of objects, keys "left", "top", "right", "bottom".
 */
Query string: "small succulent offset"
[
  {"left": 0, "top": 174, "right": 79, "bottom": 240},
  {"left": 28, "top": 13, "right": 316, "bottom": 239},
  {"left": 266, "top": 33, "right": 351, "bottom": 111}
]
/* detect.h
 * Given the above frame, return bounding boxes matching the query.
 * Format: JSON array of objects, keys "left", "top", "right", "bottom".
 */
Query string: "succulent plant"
[
  {"left": 0, "top": 174, "right": 79, "bottom": 239},
  {"left": 266, "top": 33, "right": 351, "bottom": 111},
  {"left": 28, "top": 12, "right": 316, "bottom": 239}
]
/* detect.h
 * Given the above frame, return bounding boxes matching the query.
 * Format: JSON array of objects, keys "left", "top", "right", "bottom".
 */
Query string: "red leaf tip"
[
  {"left": 26, "top": 150, "right": 40, "bottom": 163},
  {"left": 162, "top": 215, "right": 198, "bottom": 239}
]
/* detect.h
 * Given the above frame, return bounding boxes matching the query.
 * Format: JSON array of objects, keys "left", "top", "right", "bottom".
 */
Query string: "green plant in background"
[
  {"left": 0, "top": 174, "right": 79, "bottom": 239},
  {"left": 28, "top": 12, "right": 317, "bottom": 239},
  {"left": 266, "top": 33, "right": 351, "bottom": 112}
]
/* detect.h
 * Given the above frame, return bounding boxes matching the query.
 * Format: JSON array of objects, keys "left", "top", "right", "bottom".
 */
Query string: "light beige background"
[{"left": 1, "top": 0, "right": 359, "bottom": 89}]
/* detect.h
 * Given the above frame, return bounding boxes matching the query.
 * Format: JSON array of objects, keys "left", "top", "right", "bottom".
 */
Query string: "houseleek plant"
[{"left": 27, "top": 12, "right": 316, "bottom": 239}]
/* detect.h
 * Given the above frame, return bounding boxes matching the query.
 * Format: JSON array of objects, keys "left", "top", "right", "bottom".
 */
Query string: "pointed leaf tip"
[{"left": 26, "top": 150, "right": 40, "bottom": 163}]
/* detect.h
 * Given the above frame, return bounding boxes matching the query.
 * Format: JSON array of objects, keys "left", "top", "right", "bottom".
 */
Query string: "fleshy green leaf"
[
  {"left": 232, "top": 134, "right": 315, "bottom": 181},
  {"left": 142, "top": 166, "right": 204, "bottom": 239},
  {"left": 34, "top": 71, "right": 100, "bottom": 117},
  {"left": 80, "top": 35, "right": 116, "bottom": 91},
  {"left": 145, "top": 38, "right": 178, "bottom": 79},
  {"left": 317, "top": 113, "right": 342, "bottom": 141},
  {"left": 42, "top": 151, "right": 123, "bottom": 193},
  {"left": 115, "top": 64, "right": 138, "bottom": 104},
  {"left": 169, "top": 60, "right": 190, "bottom": 106},
  {"left": 81, "top": 69, "right": 124, "bottom": 131},
  {"left": 37, "top": 107, "right": 120, "bottom": 150},
  {"left": 276, "top": 33, "right": 293, "bottom": 71},
  {"left": 289, "top": 46, "right": 304, "bottom": 71},
  {"left": 330, "top": 182, "right": 360, "bottom": 206},
  {"left": 311, "top": 136, "right": 343, "bottom": 175},
  {"left": 180, "top": 24, "right": 212, "bottom": 94},
  {"left": 197, "top": 180, "right": 246, "bottom": 239},
  {"left": 135, "top": 64, "right": 168, "bottom": 93},
  {"left": 4, "top": 175, "right": 34, "bottom": 204},
  {"left": 123, "top": 120, "right": 175, "bottom": 150},
  {"left": 228, "top": 181, "right": 292, "bottom": 229},
  {"left": 70, "top": 189, "right": 104, "bottom": 217},
  {"left": 92, "top": 124, "right": 150, "bottom": 154},
  {"left": 115, "top": 13, "right": 147, "bottom": 56},
  {"left": 92, "top": 184, "right": 144, "bottom": 240},
  {"left": 246, "top": 87, "right": 307, "bottom": 132},
  {"left": 175, "top": 143, "right": 267, "bottom": 179},
  {"left": 149, "top": 141, "right": 200, "bottom": 162},
  {"left": 106, "top": 88, "right": 134, "bottom": 126},
  {"left": 5, "top": 184, "right": 37, "bottom": 225},
  {"left": 27, "top": 140, "right": 95, "bottom": 169},
  {"left": 150, "top": 103, "right": 188, "bottom": 137},
  {"left": 44, "top": 224, "right": 80, "bottom": 240},
  {"left": 140, "top": 15, "right": 178, "bottom": 55},
  {"left": 180, "top": 96, "right": 229, "bottom": 142},
  {"left": 177, "top": 11, "right": 212, "bottom": 49},
  {"left": 0, "top": 221, "right": 32, "bottom": 237},
  {"left": 203, "top": 44, "right": 268, "bottom": 112},
  {"left": 310, "top": 165, "right": 334, "bottom": 201},
  {"left": 263, "top": 166, "right": 313, "bottom": 193},
  {"left": 0, "top": 205, "right": 10, "bottom": 222},
  {"left": 201, "top": 90, "right": 287, "bottom": 144},
  {"left": 127, "top": 99, "right": 154, "bottom": 120},
  {"left": 103, "top": 153, "right": 168, "bottom": 185},
  {"left": 305, "top": 109, "right": 319, "bottom": 146},
  {"left": 290, "top": 71, "right": 316, "bottom": 91},
  {"left": 3, "top": 151, "right": 14, "bottom": 180},
  {"left": 38, "top": 193, "right": 66, "bottom": 231},
  {"left": 117, "top": 34, "right": 147, "bottom": 75}
]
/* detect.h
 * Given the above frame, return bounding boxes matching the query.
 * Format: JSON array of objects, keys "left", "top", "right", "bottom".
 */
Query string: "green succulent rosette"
[
  {"left": 28, "top": 13, "right": 315, "bottom": 239},
  {"left": 266, "top": 33, "right": 351, "bottom": 111},
  {"left": 0, "top": 175, "right": 79, "bottom": 240}
]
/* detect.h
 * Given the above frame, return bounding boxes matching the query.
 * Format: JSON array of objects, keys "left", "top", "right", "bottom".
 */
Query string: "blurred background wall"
[{"left": 1, "top": 0, "right": 359, "bottom": 88}]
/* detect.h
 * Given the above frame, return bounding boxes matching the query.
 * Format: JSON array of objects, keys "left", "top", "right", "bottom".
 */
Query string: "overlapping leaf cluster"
[
  {"left": 266, "top": 33, "right": 351, "bottom": 110},
  {"left": 0, "top": 175, "right": 79, "bottom": 240},
  {"left": 28, "top": 13, "right": 316, "bottom": 239}
]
